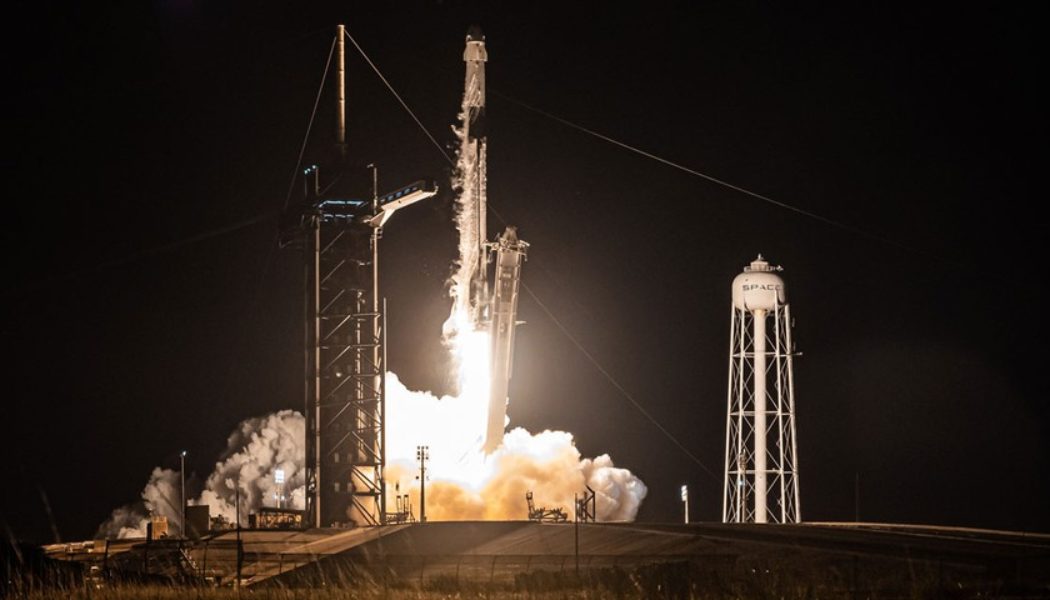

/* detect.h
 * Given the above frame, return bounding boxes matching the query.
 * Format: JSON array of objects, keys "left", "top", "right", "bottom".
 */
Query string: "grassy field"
[
  {"left": 6, "top": 541, "right": 1041, "bottom": 599},
  {"left": 11, "top": 588, "right": 652, "bottom": 600},
  {"left": 5, "top": 562, "right": 1020, "bottom": 600}
]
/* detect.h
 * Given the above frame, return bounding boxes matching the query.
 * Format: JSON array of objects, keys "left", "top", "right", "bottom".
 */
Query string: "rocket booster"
[
  {"left": 483, "top": 227, "right": 528, "bottom": 454},
  {"left": 458, "top": 29, "right": 529, "bottom": 454},
  {"left": 462, "top": 28, "right": 490, "bottom": 327}
]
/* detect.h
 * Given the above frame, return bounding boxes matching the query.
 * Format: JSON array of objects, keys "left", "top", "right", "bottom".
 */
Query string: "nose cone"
[
  {"left": 464, "top": 26, "right": 488, "bottom": 62},
  {"left": 466, "top": 25, "right": 485, "bottom": 42}
]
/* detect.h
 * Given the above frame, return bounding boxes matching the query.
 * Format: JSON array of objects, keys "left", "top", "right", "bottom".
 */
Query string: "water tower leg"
[{"left": 753, "top": 308, "right": 768, "bottom": 523}]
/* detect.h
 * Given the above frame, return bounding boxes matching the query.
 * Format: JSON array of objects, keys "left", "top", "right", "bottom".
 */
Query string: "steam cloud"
[
  {"left": 98, "top": 410, "right": 306, "bottom": 538},
  {"left": 385, "top": 374, "right": 646, "bottom": 521},
  {"left": 98, "top": 378, "right": 647, "bottom": 538},
  {"left": 443, "top": 103, "right": 483, "bottom": 347}
]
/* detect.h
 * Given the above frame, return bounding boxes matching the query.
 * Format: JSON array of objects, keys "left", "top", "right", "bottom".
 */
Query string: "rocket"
[
  {"left": 458, "top": 29, "right": 528, "bottom": 453},
  {"left": 462, "top": 27, "right": 491, "bottom": 327}
]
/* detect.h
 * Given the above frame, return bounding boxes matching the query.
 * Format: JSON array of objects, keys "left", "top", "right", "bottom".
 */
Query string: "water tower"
[{"left": 723, "top": 255, "right": 801, "bottom": 523}]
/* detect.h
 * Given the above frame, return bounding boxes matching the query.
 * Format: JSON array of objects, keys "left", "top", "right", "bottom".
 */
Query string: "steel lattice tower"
[
  {"left": 723, "top": 255, "right": 801, "bottom": 524},
  {"left": 279, "top": 26, "right": 437, "bottom": 528},
  {"left": 307, "top": 184, "right": 384, "bottom": 527},
  {"left": 287, "top": 170, "right": 434, "bottom": 528}
]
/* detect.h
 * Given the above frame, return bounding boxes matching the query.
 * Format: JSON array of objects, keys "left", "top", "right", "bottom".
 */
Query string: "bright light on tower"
[
  {"left": 273, "top": 468, "right": 287, "bottom": 509},
  {"left": 681, "top": 484, "right": 689, "bottom": 524}
]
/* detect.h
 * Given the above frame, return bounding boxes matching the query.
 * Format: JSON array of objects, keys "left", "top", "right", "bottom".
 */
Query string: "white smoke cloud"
[
  {"left": 444, "top": 109, "right": 481, "bottom": 347},
  {"left": 98, "top": 410, "right": 305, "bottom": 538},
  {"left": 384, "top": 374, "right": 648, "bottom": 521},
  {"left": 96, "top": 467, "right": 179, "bottom": 539},
  {"left": 195, "top": 409, "right": 306, "bottom": 525},
  {"left": 442, "top": 90, "right": 489, "bottom": 386},
  {"left": 99, "top": 376, "right": 647, "bottom": 538}
]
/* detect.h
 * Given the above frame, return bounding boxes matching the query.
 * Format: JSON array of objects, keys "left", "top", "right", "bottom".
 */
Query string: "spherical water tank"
[{"left": 732, "top": 255, "right": 786, "bottom": 311}]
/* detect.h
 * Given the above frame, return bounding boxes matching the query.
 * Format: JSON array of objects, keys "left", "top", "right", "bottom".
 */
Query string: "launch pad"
[{"left": 43, "top": 521, "right": 1050, "bottom": 595}]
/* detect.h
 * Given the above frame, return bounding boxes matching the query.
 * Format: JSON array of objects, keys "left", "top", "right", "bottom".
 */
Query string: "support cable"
[
  {"left": 282, "top": 34, "right": 337, "bottom": 212},
  {"left": 521, "top": 284, "right": 720, "bottom": 480},
  {"left": 343, "top": 29, "right": 454, "bottom": 165},
  {"left": 490, "top": 90, "right": 916, "bottom": 255},
  {"left": 4, "top": 211, "right": 276, "bottom": 295}
]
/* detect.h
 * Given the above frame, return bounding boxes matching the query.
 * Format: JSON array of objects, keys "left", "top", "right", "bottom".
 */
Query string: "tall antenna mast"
[{"left": 336, "top": 24, "right": 347, "bottom": 156}]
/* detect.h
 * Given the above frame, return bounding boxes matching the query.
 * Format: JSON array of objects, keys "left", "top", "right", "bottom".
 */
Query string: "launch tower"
[
  {"left": 282, "top": 26, "right": 436, "bottom": 528},
  {"left": 723, "top": 256, "right": 801, "bottom": 524}
]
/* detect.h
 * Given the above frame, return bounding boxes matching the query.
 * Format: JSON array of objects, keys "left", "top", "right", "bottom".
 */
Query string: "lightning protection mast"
[{"left": 723, "top": 255, "right": 801, "bottom": 524}]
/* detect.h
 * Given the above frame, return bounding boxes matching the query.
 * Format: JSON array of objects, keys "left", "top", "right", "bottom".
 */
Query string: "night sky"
[{"left": 4, "top": 2, "right": 1047, "bottom": 543}]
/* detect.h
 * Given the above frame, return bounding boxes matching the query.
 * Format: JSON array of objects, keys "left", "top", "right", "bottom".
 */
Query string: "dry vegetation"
[
  {"left": 6, "top": 560, "right": 1028, "bottom": 600},
  {"left": 5, "top": 540, "right": 1038, "bottom": 600}
]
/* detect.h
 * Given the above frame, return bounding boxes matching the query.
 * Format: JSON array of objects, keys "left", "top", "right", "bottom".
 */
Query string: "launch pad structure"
[
  {"left": 281, "top": 26, "right": 528, "bottom": 528},
  {"left": 294, "top": 171, "right": 435, "bottom": 528},
  {"left": 280, "top": 24, "right": 438, "bottom": 528}
]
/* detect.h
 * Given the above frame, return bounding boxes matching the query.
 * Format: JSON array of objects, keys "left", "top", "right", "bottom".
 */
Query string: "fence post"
[{"left": 201, "top": 540, "right": 208, "bottom": 581}]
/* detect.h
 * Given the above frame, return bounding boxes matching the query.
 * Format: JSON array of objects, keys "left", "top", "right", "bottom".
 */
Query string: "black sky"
[{"left": 4, "top": 2, "right": 1047, "bottom": 543}]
